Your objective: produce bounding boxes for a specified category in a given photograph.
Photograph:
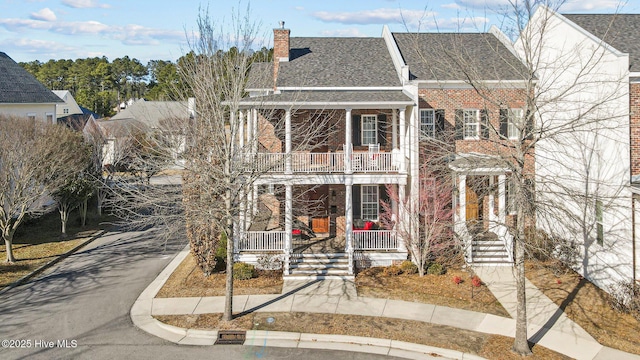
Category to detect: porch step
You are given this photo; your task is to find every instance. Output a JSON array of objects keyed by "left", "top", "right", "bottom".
[
  {"left": 470, "top": 232, "right": 511, "bottom": 265},
  {"left": 287, "top": 253, "right": 351, "bottom": 277}
]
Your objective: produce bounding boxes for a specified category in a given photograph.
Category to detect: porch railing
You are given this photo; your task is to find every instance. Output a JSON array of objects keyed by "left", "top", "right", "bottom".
[
  {"left": 239, "top": 231, "right": 286, "bottom": 251},
  {"left": 353, "top": 230, "right": 398, "bottom": 250},
  {"left": 254, "top": 152, "right": 396, "bottom": 173}
]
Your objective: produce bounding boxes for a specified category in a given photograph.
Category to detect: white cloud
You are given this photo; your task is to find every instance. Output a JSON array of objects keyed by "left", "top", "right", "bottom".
[
  {"left": 559, "top": 0, "right": 623, "bottom": 11},
  {"left": 312, "top": 8, "right": 436, "bottom": 26},
  {"left": 1, "top": 37, "right": 76, "bottom": 54},
  {"left": 30, "top": 8, "right": 57, "bottom": 22},
  {"left": 62, "top": 0, "right": 111, "bottom": 9},
  {"left": 454, "top": 0, "right": 510, "bottom": 9},
  {"left": 441, "top": 3, "right": 463, "bottom": 9},
  {"left": 320, "top": 28, "right": 368, "bottom": 37}
]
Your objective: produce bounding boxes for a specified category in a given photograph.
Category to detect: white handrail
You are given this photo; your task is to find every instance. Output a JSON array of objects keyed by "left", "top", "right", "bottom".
[
  {"left": 254, "top": 152, "right": 397, "bottom": 173},
  {"left": 353, "top": 230, "right": 398, "bottom": 250},
  {"left": 239, "top": 231, "right": 286, "bottom": 251}
]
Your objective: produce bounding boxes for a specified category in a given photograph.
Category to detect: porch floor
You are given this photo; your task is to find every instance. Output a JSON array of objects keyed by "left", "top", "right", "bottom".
[{"left": 293, "top": 235, "right": 345, "bottom": 254}]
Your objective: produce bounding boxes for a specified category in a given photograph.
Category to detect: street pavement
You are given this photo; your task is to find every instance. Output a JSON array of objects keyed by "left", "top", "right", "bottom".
[{"left": 0, "top": 229, "right": 403, "bottom": 360}]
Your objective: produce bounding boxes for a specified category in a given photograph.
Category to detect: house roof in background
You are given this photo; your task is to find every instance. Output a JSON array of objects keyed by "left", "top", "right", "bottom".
[
  {"left": 0, "top": 52, "right": 63, "bottom": 104},
  {"left": 563, "top": 14, "right": 640, "bottom": 72},
  {"left": 109, "top": 99, "right": 189, "bottom": 128},
  {"left": 392, "top": 33, "right": 527, "bottom": 81}
]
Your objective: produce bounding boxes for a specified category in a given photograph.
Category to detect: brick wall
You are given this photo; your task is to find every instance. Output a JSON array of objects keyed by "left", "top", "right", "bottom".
[{"left": 630, "top": 83, "right": 640, "bottom": 179}]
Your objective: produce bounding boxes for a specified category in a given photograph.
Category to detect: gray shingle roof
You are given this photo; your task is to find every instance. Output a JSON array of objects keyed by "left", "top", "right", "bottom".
[
  {"left": 238, "top": 90, "right": 413, "bottom": 108},
  {"left": 109, "top": 100, "right": 189, "bottom": 128},
  {"left": 392, "top": 33, "right": 527, "bottom": 81},
  {"left": 563, "top": 14, "right": 640, "bottom": 72},
  {"left": 0, "top": 52, "right": 62, "bottom": 104}
]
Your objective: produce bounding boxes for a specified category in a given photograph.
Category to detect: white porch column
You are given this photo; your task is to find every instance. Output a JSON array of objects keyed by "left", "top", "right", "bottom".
[
  {"left": 498, "top": 174, "right": 506, "bottom": 223},
  {"left": 345, "top": 108, "right": 352, "bottom": 174},
  {"left": 229, "top": 111, "right": 236, "bottom": 154},
  {"left": 488, "top": 176, "right": 495, "bottom": 224},
  {"left": 398, "top": 184, "right": 407, "bottom": 252},
  {"left": 252, "top": 109, "right": 258, "bottom": 155},
  {"left": 285, "top": 109, "right": 292, "bottom": 174},
  {"left": 253, "top": 184, "right": 258, "bottom": 215},
  {"left": 459, "top": 175, "right": 467, "bottom": 223},
  {"left": 238, "top": 110, "right": 245, "bottom": 148},
  {"left": 345, "top": 181, "right": 354, "bottom": 274},
  {"left": 392, "top": 109, "right": 397, "bottom": 149},
  {"left": 284, "top": 184, "right": 293, "bottom": 275},
  {"left": 239, "top": 187, "right": 246, "bottom": 233},
  {"left": 399, "top": 109, "right": 406, "bottom": 174}
]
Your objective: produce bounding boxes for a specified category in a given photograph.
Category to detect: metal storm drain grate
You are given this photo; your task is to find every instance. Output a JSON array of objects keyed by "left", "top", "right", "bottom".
[{"left": 215, "top": 330, "right": 247, "bottom": 345}]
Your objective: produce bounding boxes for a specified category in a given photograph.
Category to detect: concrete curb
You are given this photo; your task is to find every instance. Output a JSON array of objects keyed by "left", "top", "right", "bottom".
[
  {"left": 131, "top": 246, "right": 486, "bottom": 360},
  {"left": 0, "top": 229, "right": 108, "bottom": 296}
]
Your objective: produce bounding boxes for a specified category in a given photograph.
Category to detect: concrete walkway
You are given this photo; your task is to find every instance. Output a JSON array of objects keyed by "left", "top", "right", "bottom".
[{"left": 132, "top": 247, "right": 640, "bottom": 360}]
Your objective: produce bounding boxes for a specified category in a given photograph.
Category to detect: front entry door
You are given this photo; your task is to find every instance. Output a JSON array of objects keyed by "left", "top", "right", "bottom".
[
  {"left": 312, "top": 217, "right": 330, "bottom": 233},
  {"left": 466, "top": 185, "right": 479, "bottom": 221}
]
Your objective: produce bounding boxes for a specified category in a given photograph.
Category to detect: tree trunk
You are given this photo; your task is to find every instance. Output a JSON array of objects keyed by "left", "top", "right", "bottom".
[
  {"left": 4, "top": 232, "right": 16, "bottom": 263},
  {"left": 223, "top": 189, "right": 234, "bottom": 322},
  {"left": 97, "top": 189, "right": 104, "bottom": 217},
  {"left": 80, "top": 199, "right": 88, "bottom": 227},
  {"left": 512, "top": 207, "right": 532, "bottom": 355},
  {"left": 60, "top": 206, "right": 69, "bottom": 236}
]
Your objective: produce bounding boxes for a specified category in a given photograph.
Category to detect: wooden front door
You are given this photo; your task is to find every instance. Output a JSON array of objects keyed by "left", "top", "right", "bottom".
[
  {"left": 466, "top": 185, "right": 479, "bottom": 221},
  {"left": 312, "top": 217, "right": 330, "bottom": 233}
]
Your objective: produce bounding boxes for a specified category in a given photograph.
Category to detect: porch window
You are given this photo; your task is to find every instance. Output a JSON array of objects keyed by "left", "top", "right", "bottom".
[
  {"left": 595, "top": 198, "right": 603, "bottom": 246},
  {"left": 361, "top": 115, "right": 377, "bottom": 145},
  {"left": 420, "top": 109, "right": 435, "bottom": 139},
  {"left": 508, "top": 109, "right": 524, "bottom": 140},
  {"left": 463, "top": 110, "right": 479, "bottom": 140},
  {"left": 361, "top": 185, "right": 379, "bottom": 220}
]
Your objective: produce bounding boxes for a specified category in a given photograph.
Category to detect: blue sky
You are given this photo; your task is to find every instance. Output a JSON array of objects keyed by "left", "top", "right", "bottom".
[{"left": 0, "top": 0, "right": 636, "bottom": 63}]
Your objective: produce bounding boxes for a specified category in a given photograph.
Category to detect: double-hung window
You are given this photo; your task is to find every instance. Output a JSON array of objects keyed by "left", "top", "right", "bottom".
[
  {"left": 27, "top": 113, "right": 36, "bottom": 122},
  {"left": 508, "top": 109, "right": 524, "bottom": 140},
  {"left": 463, "top": 110, "right": 479, "bottom": 139},
  {"left": 361, "top": 185, "right": 379, "bottom": 220},
  {"left": 595, "top": 198, "right": 604, "bottom": 246},
  {"left": 361, "top": 115, "right": 377, "bottom": 145},
  {"left": 420, "top": 109, "right": 435, "bottom": 139}
]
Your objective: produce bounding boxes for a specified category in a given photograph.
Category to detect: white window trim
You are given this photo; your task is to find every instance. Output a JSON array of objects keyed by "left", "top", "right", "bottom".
[
  {"left": 27, "top": 112, "right": 36, "bottom": 121},
  {"left": 420, "top": 109, "right": 435, "bottom": 139},
  {"left": 361, "top": 114, "right": 378, "bottom": 146},
  {"left": 463, "top": 109, "right": 480, "bottom": 140},
  {"left": 361, "top": 185, "right": 379, "bottom": 221},
  {"left": 508, "top": 108, "right": 523, "bottom": 140},
  {"left": 46, "top": 112, "right": 55, "bottom": 124}
]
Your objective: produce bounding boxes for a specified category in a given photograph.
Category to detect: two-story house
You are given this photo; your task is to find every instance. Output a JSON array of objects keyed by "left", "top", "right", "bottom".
[
  {"left": 519, "top": 7, "right": 639, "bottom": 292},
  {"left": 234, "top": 23, "right": 531, "bottom": 278}
]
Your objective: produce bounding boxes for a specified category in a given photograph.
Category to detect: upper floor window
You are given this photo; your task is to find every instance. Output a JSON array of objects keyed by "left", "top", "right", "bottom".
[
  {"left": 63, "top": 108, "right": 69, "bottom": 114},
  {"left": 420, "top": 109, "right": 435, "bottom": 139},
  {"left": 361, "top": 115, "right": 377, "bottom": 145},
  {"left": 463, "top": 110, "right": 479, "bottom": 140},
  {"left": 508, "top": 109, "right": 524, "bottom": 140}
]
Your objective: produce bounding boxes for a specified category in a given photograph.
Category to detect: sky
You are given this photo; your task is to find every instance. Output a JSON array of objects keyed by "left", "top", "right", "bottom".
[{"left": 0, "top": 0, "right": 637, "bottom": 64}]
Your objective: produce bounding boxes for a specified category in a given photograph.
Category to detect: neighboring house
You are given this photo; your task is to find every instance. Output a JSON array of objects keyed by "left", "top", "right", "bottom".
[
  {"left": 53, "top": 90, "right": 100, "bottom": 130},
  {"left": 0, "top": 52, "right": 62, "bottom": 122},
  {"left": 519, "top": 8, "right": 639, "bottom": 292},
  {"left": 235, "top": 23, "right": 531, "bottom": 278},
  {"left": 85, "top": 98, "right": 193, "bottom": 168}
]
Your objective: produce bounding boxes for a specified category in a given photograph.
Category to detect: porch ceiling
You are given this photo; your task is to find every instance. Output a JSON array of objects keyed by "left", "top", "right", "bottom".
[
  {"left": 238, "top": 90, "right": 415, "bottom": 109},
  {"left": 449, "top": 152, "right": 511, "bottom": 175}
]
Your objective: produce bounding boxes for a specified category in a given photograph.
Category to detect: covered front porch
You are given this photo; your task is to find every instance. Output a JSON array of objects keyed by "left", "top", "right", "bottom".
[{"left": 450, "top": 153, "right": 514, "bottom": 265}]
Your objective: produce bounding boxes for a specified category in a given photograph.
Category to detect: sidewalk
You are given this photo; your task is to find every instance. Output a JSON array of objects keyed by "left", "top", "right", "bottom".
[{"left": 131, "top": 247, "right": 640, "bottom": 360}]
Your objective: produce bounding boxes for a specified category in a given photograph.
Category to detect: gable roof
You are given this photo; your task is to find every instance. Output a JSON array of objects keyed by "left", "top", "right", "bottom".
[
  {"left": 392, "top": 33, "right": 527, "bottom": 81},
  {"left": 109, "top": 99, "right": 189, "bottom": 128},
  {"left": 563, "top": 14, "right": 640, "bottom": 72},
  {"left": 0, "top": 52, "right": 62, "bottom": 104}
]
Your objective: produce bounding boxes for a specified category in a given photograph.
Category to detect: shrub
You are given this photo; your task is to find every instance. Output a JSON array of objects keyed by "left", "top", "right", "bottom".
[
  {"left": 382, "top": 265, "right": 403, "bottom": 276},
  {"left": 608, "top": 281, "right": 640, "bottom": 320},
  {"left": 452, "top": 275, "right": 462, "bottom": 285},
  {"left": 471, "top": 275, "right": 482, "bottom": 287},
  {"left": 427, "top": 263, "right": 445, "bottom": 275},
  {"left": 399, "top": 261, "right": 418, "bottom": 275},
  {"left": 233, "top": 262, "right": 256, "bottom": 280}
]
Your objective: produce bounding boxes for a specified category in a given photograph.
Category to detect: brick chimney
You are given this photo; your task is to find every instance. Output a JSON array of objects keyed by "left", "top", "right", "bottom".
[{"left": 273, "top": 21, "right": 289, "bottom": 89}]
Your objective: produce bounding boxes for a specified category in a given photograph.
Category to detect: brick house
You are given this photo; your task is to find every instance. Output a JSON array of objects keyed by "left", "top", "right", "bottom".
[
  {"left": 234, "top": 23, "right": 531, "bottom": 278},
  {"left": 519, "top": 7, "right": 640, "bottom": 292}
]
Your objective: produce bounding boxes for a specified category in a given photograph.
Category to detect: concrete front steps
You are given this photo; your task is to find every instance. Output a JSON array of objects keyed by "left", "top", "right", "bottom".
[
  {"left": 286, "top": 253, "right": 354, "bottom": 280},
  {"left": 471, "top": 232, "right": 512, "bottom": 266}
]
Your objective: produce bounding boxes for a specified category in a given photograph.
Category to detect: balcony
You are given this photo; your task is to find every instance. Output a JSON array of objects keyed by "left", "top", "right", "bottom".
[{"left": 254, "top": 151, "right": 399, "bottom": 174}]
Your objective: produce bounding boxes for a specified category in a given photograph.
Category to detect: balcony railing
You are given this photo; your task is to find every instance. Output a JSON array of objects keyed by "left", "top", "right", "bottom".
[
  {"left": 353, "top": 230, "right": 398, "bottom": 250},
  {"left": 239, "top": 231, "right": 286, "bottom": 251},
  {"left": 254, "top": 152, "right": 398, "bottom": 174}
]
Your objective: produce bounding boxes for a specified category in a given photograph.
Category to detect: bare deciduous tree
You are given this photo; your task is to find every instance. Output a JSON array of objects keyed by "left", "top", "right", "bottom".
[{"left": 0, "top": 115, "right": 89, "bottom": 262}]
